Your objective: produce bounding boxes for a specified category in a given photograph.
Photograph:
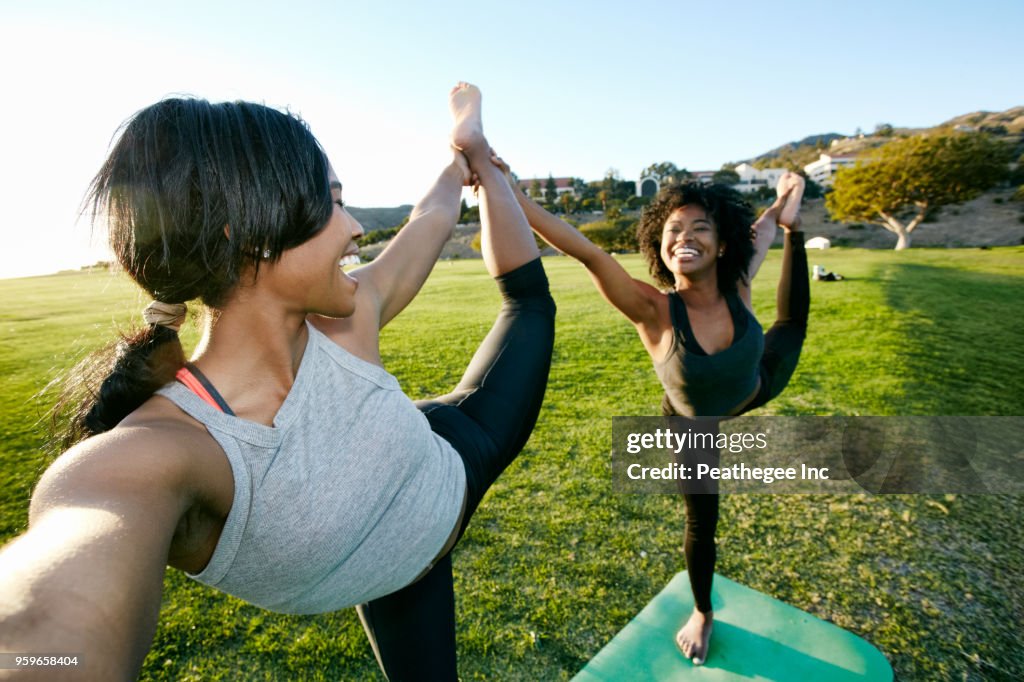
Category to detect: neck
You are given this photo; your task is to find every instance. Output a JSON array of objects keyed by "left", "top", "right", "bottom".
[
  {"left": 673, "top": 272, "right": 723, "bottom": 308},
  {"left": 188, "top": 294, "right": 311, "bottom": 420}
]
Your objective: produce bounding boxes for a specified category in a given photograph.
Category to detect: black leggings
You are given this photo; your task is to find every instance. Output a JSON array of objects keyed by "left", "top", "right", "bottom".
[
  {"left": 356, "top": 258, "right": 555, "bottom": 681},
  {"left": 679, "top": 232, "right": 808, "bottom": 613}
]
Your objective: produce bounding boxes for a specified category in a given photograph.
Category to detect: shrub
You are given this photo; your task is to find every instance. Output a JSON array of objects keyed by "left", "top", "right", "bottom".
[{"left": 579, "top": 217, "right": 638, "bottom": 252}]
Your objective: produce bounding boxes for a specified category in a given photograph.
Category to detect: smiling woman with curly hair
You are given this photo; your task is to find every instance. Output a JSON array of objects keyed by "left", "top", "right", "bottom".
[
  {"left": 489, "top": 155, "right": 810, "bottom": 666},
  {"left": 636, "top": 181, "right": 758, "bottom": 296}
]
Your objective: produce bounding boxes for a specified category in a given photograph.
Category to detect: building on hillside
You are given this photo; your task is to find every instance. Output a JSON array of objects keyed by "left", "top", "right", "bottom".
[
  {"left": 517, "top": 177, "right": 576, "bottom": 201},
  {"left": 637, "top": 170, "right": 717, "bottom": 197},
  {"left": 733, "top": 163, "right": 787, "bottom": 194},
  {"left": 803, "top": 152, "right": 858, "bottom": 186},
  {"left": 638, "top": 174, "right": 659, "bottom": 198},
  {"left": 636, "top": 166, "right": 781, "bottom": 196}
]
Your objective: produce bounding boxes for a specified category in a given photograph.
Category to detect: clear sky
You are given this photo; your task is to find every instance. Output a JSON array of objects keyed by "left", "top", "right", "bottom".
[{"left": 1, "top": 0, "right": 1021, "bottom": 279}]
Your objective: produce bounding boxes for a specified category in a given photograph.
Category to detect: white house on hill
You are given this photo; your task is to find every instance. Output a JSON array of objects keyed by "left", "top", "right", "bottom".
[
  {"left": 803, "top": 153, "right": 858, "bottom": 186},
  {"left": 733, "top": 163, "right": 787, "bottom": 194}
]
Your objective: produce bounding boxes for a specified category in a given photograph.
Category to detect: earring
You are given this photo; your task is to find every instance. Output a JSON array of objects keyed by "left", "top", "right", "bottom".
[{"left": 262, "top": 249, "right": 272, "bottom": 259}]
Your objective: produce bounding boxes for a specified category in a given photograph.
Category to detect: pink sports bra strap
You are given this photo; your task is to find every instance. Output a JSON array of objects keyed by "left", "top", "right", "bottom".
[{"left": 175, "top": 364, "right": 235, "bottom": 415}]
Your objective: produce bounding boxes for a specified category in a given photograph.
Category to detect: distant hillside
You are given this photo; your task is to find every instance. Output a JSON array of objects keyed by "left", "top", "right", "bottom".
[
  {"left": 941, "top": 107, "right": 1024, "bottom": 133},
  {"left": 748, "top": 133, "right": 846, "bottom": 169},
  {"left": 744, "top": 105, "right": 1023, "bottom": 171},
  {"left": 346, "top": 205, "right": 413, "bottom": 232}
]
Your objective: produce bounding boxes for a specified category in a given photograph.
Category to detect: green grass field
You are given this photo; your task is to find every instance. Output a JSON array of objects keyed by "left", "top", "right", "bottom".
[{"left": 1, "top": 247, "right": 1022, "bottom": 681}]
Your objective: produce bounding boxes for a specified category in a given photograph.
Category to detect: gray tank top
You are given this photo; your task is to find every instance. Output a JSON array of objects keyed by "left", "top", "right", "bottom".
[
  {"left": 156, "top": 322, "right": 466, "bottom": 614},
  {"left": 652, "top": 291, "right": 764, "bottom": 417}
]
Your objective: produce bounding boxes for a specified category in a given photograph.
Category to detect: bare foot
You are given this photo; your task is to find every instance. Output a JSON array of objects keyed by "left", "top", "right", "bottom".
[
  {"left": 776, "top": 171, "right": 805, "bottom": 230},
  {"left": 675, "top": 608, "right": 713, "bottom": 665},
  {"left": 449, "top": 82, "right": 487, "bottom": 159}
]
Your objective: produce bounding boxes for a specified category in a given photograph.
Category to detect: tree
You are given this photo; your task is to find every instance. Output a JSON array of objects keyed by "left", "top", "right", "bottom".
[
  {"left": 579, "top": 216, "right": 637, "bottom": 252},
  {"left": 545, "top": 175, "right": 558, "bottom": 204},
  {"left": 529, "top": 178, "right": 543, "bottom": 200},
  {"left": 461, "top": 204, "right": 480, "bottom": 223},
  {"left": 558, "top": 191, "right": 576, "bottom": 215},
  {"left": 803, "top": 177, "right": 825, "bottom": 200},
  {"left": 712, "top": 169, "right": 740, "bottom": 185},
  {"left": 571, "top": 177, "right": 588, "bottom": 197},
  {"left": 827, "top": 132, "right": 1011, "bottom": 250},
  {"left": 641, "top": 161, "right": 691, "bottom": 186},
  {"left": 874, "top": 123, "right": 894, "bottom": 137}
]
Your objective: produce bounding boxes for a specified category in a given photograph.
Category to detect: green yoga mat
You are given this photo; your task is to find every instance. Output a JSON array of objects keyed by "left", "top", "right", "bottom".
[{"left": 572, "top": 571, "right": 892, "bottom": 681}]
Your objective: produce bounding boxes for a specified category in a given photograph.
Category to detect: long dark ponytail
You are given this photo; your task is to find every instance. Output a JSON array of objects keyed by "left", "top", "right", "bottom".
[{"left": 54, "top": 98, "right": 333, "bottom": 448}]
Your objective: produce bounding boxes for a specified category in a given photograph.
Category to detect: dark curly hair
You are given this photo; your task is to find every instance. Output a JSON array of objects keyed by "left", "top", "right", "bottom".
[{"left": 635, "top": 182, "right": 755, "bottom": 293}]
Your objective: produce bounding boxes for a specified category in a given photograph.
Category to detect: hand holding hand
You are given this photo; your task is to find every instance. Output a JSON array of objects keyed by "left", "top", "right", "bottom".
[
  {"left": 775, "top": 171, "right": 804, "bottom": 198},
  {"left": 451, "top": 147, "right": 474, "bottom": 187},
  {"left": 776, "top": 171, "right": 806, "bottom": 229}
]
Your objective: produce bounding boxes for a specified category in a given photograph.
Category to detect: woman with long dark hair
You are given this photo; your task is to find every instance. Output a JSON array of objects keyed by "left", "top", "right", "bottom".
[
  {"left": 0, "top": 83, "right": 555, "bottom": 681},
  {"left": 490, "top": 153, "right": 809, "bottom": 665}
]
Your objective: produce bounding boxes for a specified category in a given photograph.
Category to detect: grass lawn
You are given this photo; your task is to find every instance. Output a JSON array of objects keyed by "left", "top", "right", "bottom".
[{"left": 1, "top": 246, "right": 1022, "bottom": 680}]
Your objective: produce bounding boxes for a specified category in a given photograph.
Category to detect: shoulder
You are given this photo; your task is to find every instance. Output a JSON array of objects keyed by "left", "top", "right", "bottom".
[
  {"left": 31, "top": 396, "right": 226, "bottom": 525},
  {"left": 308, "top": 306, "right": 385, "bottom": 367},
  {"left": 632, "top": 287, "right": 675, "bottom": 359}
]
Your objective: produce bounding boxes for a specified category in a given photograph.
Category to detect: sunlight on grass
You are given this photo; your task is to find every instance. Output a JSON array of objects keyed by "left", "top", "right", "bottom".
[{"left": 1, "top": 247, "right": 1021, "bottom": 680}]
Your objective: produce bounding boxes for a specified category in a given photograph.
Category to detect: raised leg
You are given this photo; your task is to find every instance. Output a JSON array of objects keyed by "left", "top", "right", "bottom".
[
  {"left": 449, "top": 82, "right": 539, "bottom": 276},
  {"left": 744, "top": 230, "right": 809, "bottom": 412}
]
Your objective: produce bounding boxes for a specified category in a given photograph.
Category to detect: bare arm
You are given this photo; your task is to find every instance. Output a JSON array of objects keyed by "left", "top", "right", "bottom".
[
  {"left": 494, "top": 156, "right": 663, "bottom": 328},
  {"left": 0, "top": 430, "right": 192, "bottom": 680},
  {"left": 351, "top": 158, "right": 468, "bottom": 329}
]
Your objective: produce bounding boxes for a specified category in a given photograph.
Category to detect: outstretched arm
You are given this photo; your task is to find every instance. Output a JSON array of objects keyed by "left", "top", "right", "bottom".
[
  {"left": 352, "top": 154, "right": 470, "bottom": 329},
  {"left": 491, "top": 154, "right": 663, "bottom": 328},
  {"left": 0, "top": 431, "right": 192, "bottom": 681}
]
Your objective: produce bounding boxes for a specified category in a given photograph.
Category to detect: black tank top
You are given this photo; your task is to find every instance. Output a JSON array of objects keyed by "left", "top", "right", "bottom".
[{"left": 652, "top": 291, "right": 764, "bottom": 416}]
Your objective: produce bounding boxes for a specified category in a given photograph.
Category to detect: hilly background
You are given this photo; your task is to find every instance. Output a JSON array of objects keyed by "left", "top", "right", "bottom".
[
  {"left": 743, "top": 106, "right": 1024, "bottom": 171},
  {"left": 350, "top": 106, "right": 1024, "bottom": 253}
]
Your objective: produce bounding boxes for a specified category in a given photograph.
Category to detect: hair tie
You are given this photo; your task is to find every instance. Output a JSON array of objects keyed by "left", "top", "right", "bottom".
[{"left": 142, "top": 301, "right": 188, "bottom": 332}]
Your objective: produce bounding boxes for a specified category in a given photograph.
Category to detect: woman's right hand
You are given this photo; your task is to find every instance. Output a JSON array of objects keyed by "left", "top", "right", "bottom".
[{"left": 489, "top": 150, "right": 516, "bottom": 188}]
